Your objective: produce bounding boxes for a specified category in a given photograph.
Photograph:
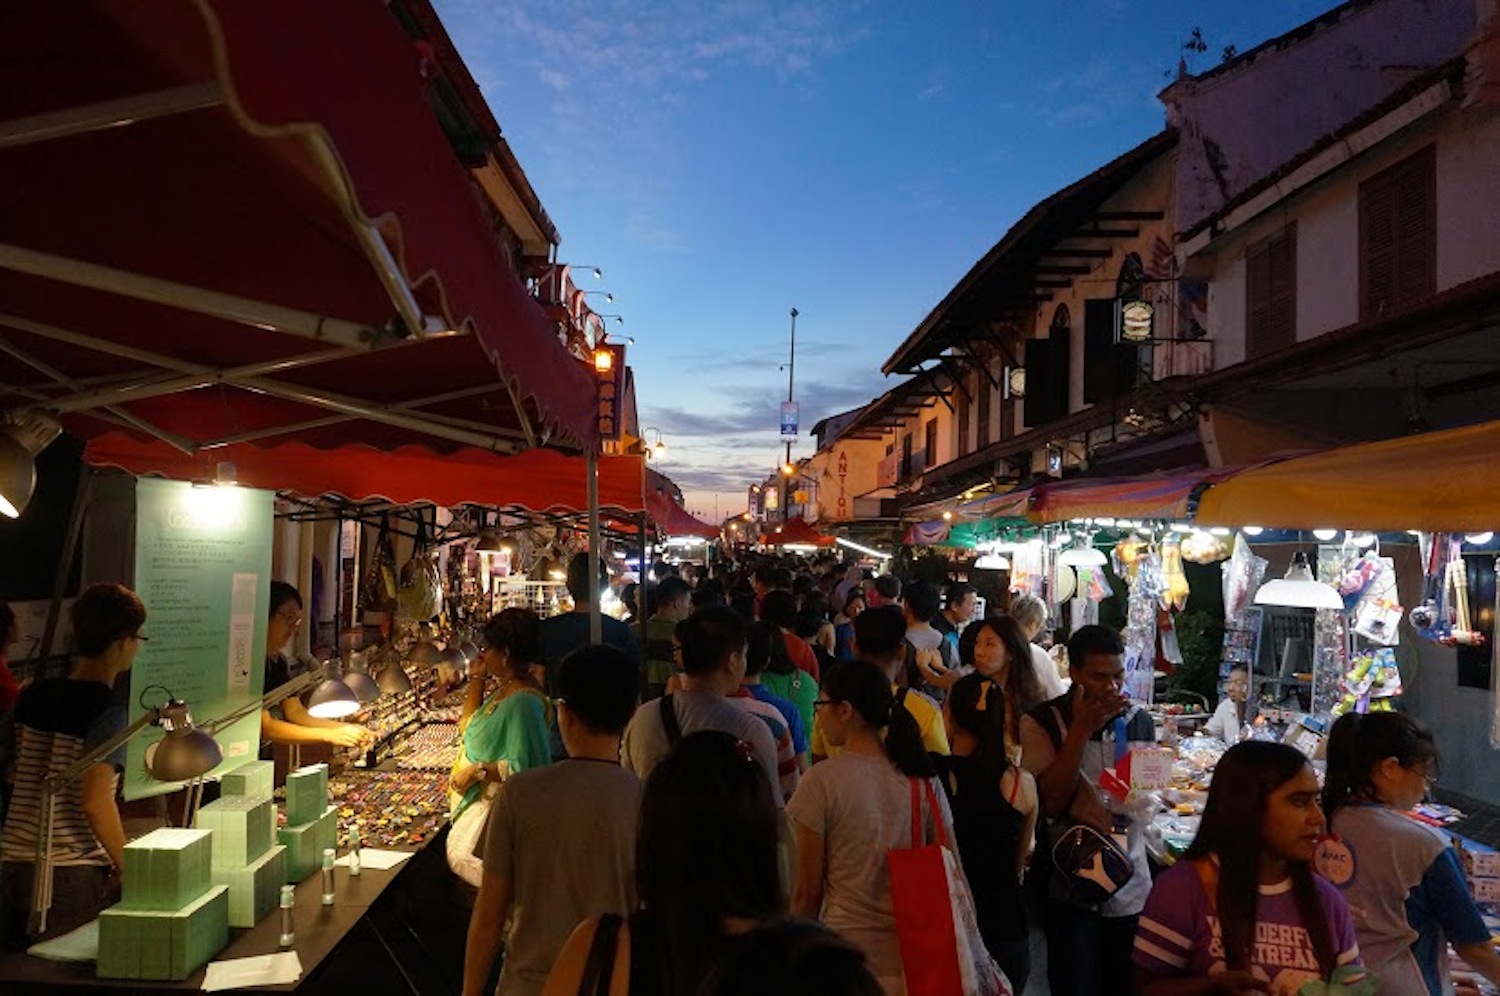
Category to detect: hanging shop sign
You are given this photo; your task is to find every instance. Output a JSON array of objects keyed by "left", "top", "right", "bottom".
[
  {"left": 127, "top": 478, "right": 274, "bottom": 800},
  {"left": 596, "top": 343, "right": 627, "bottom": 441}
]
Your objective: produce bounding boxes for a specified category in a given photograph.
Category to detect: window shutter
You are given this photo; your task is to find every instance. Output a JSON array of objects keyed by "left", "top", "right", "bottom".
[
  {"left": 1022, "top": 338, "right": 1057, "bottom": 427},
  {"left": 976, "top": 365, "right": 992, "bottom": 447},
  {"left": 1247, "top": 225, "right": 1297, "bottom": 358},
  {"left": 1082, "top": 299, "right": 1139, "bottom": 402},
  {"left": 1049, "top": 322, "right": 1071, "bottom": 418},
  {"left": 1361, "top": 145, "right": 1434, "bottom": 320},
  {"left": 956, "top": 376, "right": 971, "bottom": 457},
  {"left": 924, "top": 418, "right": 938, "bottom": 469}
]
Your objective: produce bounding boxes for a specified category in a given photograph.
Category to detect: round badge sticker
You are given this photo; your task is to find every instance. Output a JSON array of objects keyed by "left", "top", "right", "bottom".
[{"left": 1314, "top": 836, "right": 1355, "bottom": 886}]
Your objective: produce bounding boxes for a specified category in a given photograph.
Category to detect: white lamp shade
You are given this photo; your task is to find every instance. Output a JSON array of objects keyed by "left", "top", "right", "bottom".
[
  {"left": 1058, "top": 545, "right": 1108, "bottom": 568},
  {"left": 974, "top": 553, "right": 1011, "bottom": 570},
  {"left": 1254, "top": 553, "right": 1345, "bottom": 610}
]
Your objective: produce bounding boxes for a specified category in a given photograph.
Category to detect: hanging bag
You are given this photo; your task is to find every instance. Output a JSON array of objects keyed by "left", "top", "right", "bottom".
[
  {"left": 886, "top": 777, "right": 1010, "bottom": 996},
  {"left": 362, "top": 513, "right": 399, "bottom": 611},
  {"left": 397, "top": 515, "right": 442, "bottom": 621}
]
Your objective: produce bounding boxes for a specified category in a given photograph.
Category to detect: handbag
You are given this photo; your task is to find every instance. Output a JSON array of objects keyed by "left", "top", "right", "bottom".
[
  {"left": 887, "top": 777, "right": 1011, "bottom": 996},
  {"left": 576, "top": 913, "right": 623, "bottom": 996},
  {"left": 1050, "top": 821, "right": 1134, "bottom": 907}
]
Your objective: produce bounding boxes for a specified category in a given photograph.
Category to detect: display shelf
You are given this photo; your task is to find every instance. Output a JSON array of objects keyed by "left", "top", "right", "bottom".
[{"left": 329, "top": 769, "right": 449, "bottom": 850}]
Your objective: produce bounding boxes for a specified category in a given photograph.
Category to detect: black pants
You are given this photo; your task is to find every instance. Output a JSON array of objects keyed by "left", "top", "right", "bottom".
[{"left": 1042, "top": 901, "right": 1138, "bottom": 996}]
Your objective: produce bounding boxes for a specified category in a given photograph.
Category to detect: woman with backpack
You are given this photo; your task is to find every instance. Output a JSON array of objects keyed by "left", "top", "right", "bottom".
[{"left": 958, "top": 616, "right": 1045, "bottom": 763}]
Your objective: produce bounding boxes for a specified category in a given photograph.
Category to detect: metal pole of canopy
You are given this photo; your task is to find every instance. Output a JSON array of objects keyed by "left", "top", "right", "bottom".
[{"left": 586, "top": 448, "right": 602, "bottom": 643}]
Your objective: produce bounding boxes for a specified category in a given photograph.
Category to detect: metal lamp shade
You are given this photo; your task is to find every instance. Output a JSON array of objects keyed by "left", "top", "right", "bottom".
[
  {"left": 306, "top": 675, "right": 361, "bottom": 718},
  {"left": 342, "top": 669, "right": 381, "bottom": 702},
  {"left": 376, "top": 662, "right": 414, "bottom": 694},
  {"left": 405, "top": 640, "right": 444, "bottom": 666},
  {"left": 0, "top": 432, "right": 35, "bottom": 519},
  {"left": 144, "top": 701, "right": 223, "bottom": 780},
  {"left": 440, "top": 645, "right": 469, "bottom": 673}
]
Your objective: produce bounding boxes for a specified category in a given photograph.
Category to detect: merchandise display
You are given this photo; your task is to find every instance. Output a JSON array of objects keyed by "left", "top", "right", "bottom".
[
  {"left": 98, "top": 828, "right": 229, "bottom": 980},
  {"left": 329, "top": 770, "right": 449, "bottom": 850}
]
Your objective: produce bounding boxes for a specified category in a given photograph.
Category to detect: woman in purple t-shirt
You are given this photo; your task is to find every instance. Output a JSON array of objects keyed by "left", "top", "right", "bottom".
[{"left": 1133, "top": 742, "right": 1366, "bottom": 996}]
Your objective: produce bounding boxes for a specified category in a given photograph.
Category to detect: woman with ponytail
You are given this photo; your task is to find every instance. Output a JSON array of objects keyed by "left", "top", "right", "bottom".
[
  {"left": 1133, "top": 741, "right": 1362, "bottom": 995},
  {"left": 787, "top": 660, "right": 954, "bottom": 994},
  {"left": 935, "top": 673, "right": 1037, "bottom": 992},
  {"left": 1321, "top": 712, "right": 1500, "bottom": 994}
]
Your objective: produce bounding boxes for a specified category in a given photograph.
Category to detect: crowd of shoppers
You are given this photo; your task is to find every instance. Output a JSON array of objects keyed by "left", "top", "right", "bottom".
[{"left": 9, "top": 549, "right": 1495, "bottom": 996}]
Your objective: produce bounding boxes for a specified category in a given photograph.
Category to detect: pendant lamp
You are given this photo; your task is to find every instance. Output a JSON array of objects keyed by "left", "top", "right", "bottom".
[{"left": 1253, "top": 552, "right": 1345, "bottom": 610}]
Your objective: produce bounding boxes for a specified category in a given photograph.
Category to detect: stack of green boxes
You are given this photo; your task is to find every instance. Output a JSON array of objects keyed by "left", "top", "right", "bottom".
[
  {"left": 197, "top": 761, "right": 286, "bottom": 928},
  {"left": 278, "top": 762, "right": 337, "bottom": 882},
  {"left": 97, "top": 828, "right": 229, "bottom": 980}
]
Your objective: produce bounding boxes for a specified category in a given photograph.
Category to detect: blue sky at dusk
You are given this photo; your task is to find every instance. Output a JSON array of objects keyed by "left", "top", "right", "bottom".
[{"left": 434, "top": 0, "right": 1332, "bottom": 521}]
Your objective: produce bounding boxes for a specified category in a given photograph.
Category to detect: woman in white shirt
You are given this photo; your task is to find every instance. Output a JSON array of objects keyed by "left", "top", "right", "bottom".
[
  {"left": 1203, "top": 666, "right": 1249, "bottom": 743},
  {"left": 788, "top": 660, "right": 956, "bottom": 994},
  {"left": 1006, "top": 595, "right": 1067, "bottom": 701}
]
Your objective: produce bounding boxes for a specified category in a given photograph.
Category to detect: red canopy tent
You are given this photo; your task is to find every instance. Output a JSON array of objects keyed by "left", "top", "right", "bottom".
[
  {"left": 766, "top": 516, "right": 834, "bottom": 547},
  {"left": 84, "top": 432, "right": 646, "bottom": 516},
  {"left": 0, "top": 0, "right": 596, "bottom": 456},
  {"left": 645, "top": 491, "right": 721, "bottom": 540}
]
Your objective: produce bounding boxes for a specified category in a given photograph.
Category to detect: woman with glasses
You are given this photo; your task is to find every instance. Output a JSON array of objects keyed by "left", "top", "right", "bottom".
[
  {"left": 1321, "top": 712, "right": 1500, "bottom": 994},
  {"left": 260, "top": 581, "right": 367, "bottom": 751},
  {"left": 787, "top": 660, "right": 956, "bottom": 994},
  {"left": 1, "top": 584, "right": 145, "bottom": 945}
]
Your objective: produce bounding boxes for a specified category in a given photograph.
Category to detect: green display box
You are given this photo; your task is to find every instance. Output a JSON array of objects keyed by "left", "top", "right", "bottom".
[
  {"left": 119, "top": 828, "right": 213, "bottom": 912},
  {"left": 213, "top": 845, "right": 286, "bottom": 928},
  {"left": 277, "top": 805, "right": 337, "bottom": 882},
  {"left": 196, "top": 795, "right": 275, "bottom": 868},
  {"left": 219, "top": 760, "right": 275, "bottom": 800},
  {"left": 97, "top": 885, "right": 229, "bottom": 981},
  {"left": 284, "top": 763, "right": 329, "bottom": 827}
]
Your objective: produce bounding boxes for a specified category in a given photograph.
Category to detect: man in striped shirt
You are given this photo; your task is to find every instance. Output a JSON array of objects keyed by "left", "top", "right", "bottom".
[{"left": 1, "top": 583, "right": 144, "bottom": 946}]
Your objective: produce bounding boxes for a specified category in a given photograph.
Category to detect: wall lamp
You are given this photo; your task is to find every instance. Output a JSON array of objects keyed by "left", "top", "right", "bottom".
[{"left": 644, "top": 427, "right": 667, "bottom": 459}]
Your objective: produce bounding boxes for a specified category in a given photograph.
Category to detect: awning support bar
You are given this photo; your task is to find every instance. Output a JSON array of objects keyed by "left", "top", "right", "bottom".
[
  {"left": 0, "top": 243, "right": 390, "bottom": 351},
  {"left": 0, "top": 83, "right": 222, "bottom": 151}
]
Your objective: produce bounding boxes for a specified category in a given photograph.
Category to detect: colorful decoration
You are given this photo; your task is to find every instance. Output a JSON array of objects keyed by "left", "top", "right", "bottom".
[{"left": 1331, "top": 649, "right": 1403, "bottom": 717}]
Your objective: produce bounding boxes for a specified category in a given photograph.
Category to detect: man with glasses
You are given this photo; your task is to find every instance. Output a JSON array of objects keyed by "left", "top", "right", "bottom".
[{"left": 260, "top": 581, "right": 367, "bottom": 753}]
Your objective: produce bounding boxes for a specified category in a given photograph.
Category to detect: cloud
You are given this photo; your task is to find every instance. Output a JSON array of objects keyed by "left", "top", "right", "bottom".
[
  {"left": 917, "top": 83, "right": 945, "bottom": 102},
  {"left": 437, "top": 0, "right": 871, "bottom": 240}
]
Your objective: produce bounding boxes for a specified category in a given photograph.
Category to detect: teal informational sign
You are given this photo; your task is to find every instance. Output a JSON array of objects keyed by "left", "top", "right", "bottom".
[{"left": 126, "top": 479, "right": 273, "bottom": 801}]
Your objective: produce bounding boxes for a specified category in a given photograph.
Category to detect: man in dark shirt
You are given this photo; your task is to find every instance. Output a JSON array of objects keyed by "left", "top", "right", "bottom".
[{"left": 538, "top": 553, "right": 640, "bottom": 757}]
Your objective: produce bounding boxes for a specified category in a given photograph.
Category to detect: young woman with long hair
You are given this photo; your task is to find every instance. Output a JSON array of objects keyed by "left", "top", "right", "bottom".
[
  {"left": 957, "top": 615, "right": 1044, "bottom": 762},
  {"left": 1321, "top": 712, "right": 1500, "bottom": 994},
  {"left": 787, "top": 660, "right": 954, "bottom": 994},
  {"left": 935, "top": 673, "right": 1037, "bottom": 992},
  {"left": 543, "top": 731, "right": 784, "bottom": 996},
  {"left": 1133, "top": 741, "right": 1363, "bottom": 995}
]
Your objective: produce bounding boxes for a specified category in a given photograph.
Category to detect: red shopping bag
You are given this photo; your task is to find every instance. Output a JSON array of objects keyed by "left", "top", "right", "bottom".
[{"left": 887, "top": 778, "right": 1009, "bottom": 996}]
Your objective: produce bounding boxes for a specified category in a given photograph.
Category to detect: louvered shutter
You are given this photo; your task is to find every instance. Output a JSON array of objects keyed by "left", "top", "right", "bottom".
[{"left": 1361, "top": 146, "right": 1434, "bottom": 320}]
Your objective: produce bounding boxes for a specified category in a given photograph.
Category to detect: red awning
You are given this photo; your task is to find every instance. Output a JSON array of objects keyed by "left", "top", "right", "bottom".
[
  {"left": 1028, "top": 469, "right": 1237, "bottom": 524},
  {"left": 84, "top": 432, "right": 645, "bottom": 515},
  {"left": 646, "top": 492, "right": 721, "bottom": 539},
  {"left": 0, "top": 1, "right": 596, "bottom": 453},
  {"left": 767, "top": 516, "right": 834, "bottom": 547}
]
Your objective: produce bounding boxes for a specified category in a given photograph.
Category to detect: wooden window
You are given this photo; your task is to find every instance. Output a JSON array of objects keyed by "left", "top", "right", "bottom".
[
  {"left": 956, "top": 378, "right": 972, "bottom": 458},
  {"left": 900, "top": 434, "right": 913, "bottom": 481},
  {"left": 924, "top": 418, "right": 939, "bottom": 469},
  {"left": 976, "top": 365, "right": 993, "bottom": 447},
  {"left": 1246, "top": 224, "right": 1297, "bottom": 358},
  {"left": 1359, "top": 145, "right": 1435, "bottom": 321},
  {"left": 1083, "top": 298, "right": 1140, "bottom": 402}
]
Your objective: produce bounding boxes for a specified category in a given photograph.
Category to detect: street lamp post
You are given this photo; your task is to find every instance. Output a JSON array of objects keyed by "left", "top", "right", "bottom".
[{"left": 782, "top": 307, "right": 798, "bottom": 519}]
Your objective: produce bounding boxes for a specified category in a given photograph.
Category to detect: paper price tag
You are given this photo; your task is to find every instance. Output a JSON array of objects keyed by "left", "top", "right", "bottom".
[
  {"left": 1471, "top": 876, "right": 1500, "bottom": 903},
  {"left": 1470, "top": 851, "right": 1500, "bottom": 879},
  {"left": 1129, "top": 748, "right": 1174, "bottom": 791}
]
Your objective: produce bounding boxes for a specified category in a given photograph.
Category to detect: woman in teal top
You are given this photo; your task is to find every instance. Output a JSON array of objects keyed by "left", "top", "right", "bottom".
[
  {"left": 448, "top": 608, "right": 552, "bottom": 822},
  {"left": 756, "top": 619, "right": 819, "bottom": 740}
]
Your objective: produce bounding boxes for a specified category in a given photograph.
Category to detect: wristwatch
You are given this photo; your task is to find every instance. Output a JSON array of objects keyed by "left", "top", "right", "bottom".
[{"left": 475, "top": 764, "right": 488, "bottom": 782}]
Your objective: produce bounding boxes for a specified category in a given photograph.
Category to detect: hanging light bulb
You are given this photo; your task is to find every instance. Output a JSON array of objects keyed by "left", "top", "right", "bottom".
[
  {"left": 1312, "top": 528, "right": 1340, "bottom": 541},
  {"left": 1464, "top": 532, "right": 1494, "bottom": 545},
  {"left": 1243, "top": 526, "right": 1265, "bottom": 537}
]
